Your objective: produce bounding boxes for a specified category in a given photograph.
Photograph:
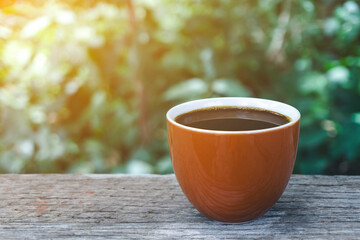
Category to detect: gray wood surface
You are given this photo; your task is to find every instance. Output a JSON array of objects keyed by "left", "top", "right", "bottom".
[{"left": 0, "top": 174, "right": 359, "bottom": 239}]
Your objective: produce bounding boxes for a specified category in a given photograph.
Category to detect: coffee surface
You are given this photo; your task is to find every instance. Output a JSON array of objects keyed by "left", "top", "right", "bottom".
[{"left": 175, "top": 107, "right": 290, "bottom": 131}]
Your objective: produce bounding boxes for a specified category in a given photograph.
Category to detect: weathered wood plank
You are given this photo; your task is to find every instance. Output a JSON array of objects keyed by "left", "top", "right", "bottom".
[{"left": 0, "top": 174, "right": 359, "bottom": 239}]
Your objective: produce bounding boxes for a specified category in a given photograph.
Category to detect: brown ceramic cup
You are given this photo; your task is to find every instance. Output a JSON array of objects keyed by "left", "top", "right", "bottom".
[{"left": 166, "top": 97, "right": 300, "bottom": 222}]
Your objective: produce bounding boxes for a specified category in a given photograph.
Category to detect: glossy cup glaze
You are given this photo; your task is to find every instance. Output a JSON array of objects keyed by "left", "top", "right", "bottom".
[{"left": 166, "top": 97, "right": 300, "bottom": 222}]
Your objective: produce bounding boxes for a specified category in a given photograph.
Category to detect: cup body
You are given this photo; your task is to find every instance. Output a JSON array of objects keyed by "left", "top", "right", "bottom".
[{"left": 166, "top": 97, "right": 300, "bottom": 222}]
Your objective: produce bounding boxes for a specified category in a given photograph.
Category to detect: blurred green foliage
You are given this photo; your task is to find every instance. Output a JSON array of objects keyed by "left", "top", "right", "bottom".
[{"left": 0, "top": 0, "right": 359, "bottom": 174}]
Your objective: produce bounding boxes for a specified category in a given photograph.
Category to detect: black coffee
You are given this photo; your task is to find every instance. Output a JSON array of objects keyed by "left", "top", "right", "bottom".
[{"left": 175, "top": 107, "right": 290, "bottom": 131}]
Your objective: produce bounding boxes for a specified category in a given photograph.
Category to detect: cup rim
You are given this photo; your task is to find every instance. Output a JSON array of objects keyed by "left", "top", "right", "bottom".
[{"left": 166, "top": 97, "right": 301, "bottom": 135}]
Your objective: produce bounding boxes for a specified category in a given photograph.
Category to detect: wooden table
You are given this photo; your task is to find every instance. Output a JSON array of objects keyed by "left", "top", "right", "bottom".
[{"left": 0, "top": 175, "right": 359, "bottom": 239}]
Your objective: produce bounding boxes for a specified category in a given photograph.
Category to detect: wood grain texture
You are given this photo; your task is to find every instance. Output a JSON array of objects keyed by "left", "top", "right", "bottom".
[{"left": 0, "top": 174, "right": 359, "bottom": 239}]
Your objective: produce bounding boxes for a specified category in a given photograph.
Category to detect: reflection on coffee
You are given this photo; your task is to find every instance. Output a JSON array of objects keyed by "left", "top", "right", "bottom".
[{"left": 175, "top": 107, "right": 290, "bottom": 131}]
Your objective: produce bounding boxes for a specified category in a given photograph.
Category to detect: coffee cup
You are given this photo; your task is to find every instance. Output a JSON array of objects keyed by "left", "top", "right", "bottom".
[{"left": 166, "top": 97, "right": 300, "bottom": 222}]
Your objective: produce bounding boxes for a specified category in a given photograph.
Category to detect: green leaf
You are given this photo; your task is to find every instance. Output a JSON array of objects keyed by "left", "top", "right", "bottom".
[
  {"left": 302, "top": 0, "right": 315, "bottom": 12},
  {"left": 294, "top": 58, "right": 312, "bottom": 71},
  {"left": 352, "top": 112, "right": 360, "bottom": 125},
  {"left": 68, "top": 161, "right": 94, "bottom": 173},
  {"left": 212, "top": 78, "right": 250, "bottom": 97},
  {"left": 299, "top": 129, "right": 328, "bottom": 148},
  {"left": 327, "top": 66, "right": 350, "bottom": 86},
  {"left": 324, "top": 18, "right": 340, "bottom": 36},
  {"left": 129, "top": 147, "right": 152, "bottom": 163},
  {"left": 299, "top": 72, "right": 327, "bottom": 94},
  {"left": 344, "top": 1, "right": 359, "bottom": 14},
  {"left": 164, "top": 78, "right": 207, "bottom": 101},
  {"left": 331, "top": 125, "right": 360, "bottom": 161},
  {"left": 125, "top": 159, "right": 153, "bottom": 174},
  {"left": 0, "top": 152, "right": 25, "bottom": 173},
  {"left": 156, "top": 155, "right": 173, "bottom": 174}
]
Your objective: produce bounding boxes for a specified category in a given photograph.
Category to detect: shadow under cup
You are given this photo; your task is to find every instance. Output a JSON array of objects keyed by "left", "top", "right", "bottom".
[{"left": 166, "top": 97, "right": 301, "bottom": 222}]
